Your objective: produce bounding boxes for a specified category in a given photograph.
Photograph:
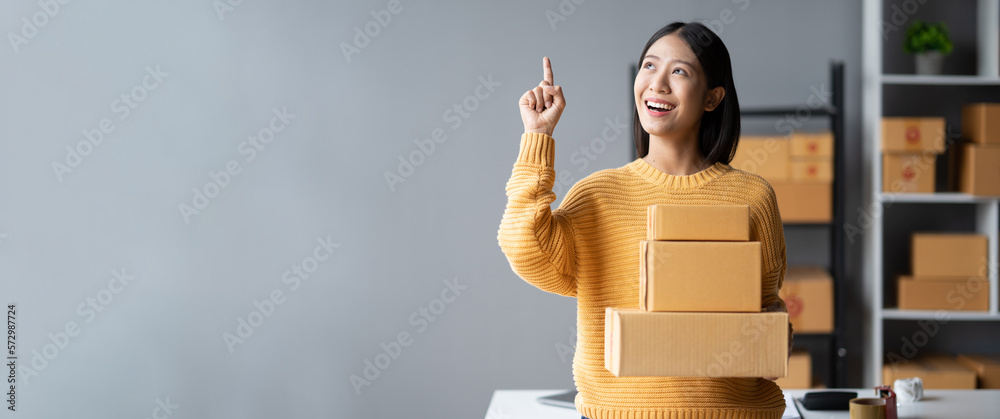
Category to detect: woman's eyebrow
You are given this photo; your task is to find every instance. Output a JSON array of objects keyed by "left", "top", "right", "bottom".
[{"left": 643, "top": 55, "right": 693, "bottom": 67}]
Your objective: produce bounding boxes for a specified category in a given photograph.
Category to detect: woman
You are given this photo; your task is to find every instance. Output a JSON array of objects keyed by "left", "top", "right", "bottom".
[{"left": 497, "top": 22, "right": 791, "bottom": 418}]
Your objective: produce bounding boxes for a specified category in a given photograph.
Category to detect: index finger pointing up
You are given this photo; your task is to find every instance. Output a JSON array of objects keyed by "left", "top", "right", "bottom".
[{"left": 543, "top": 56, "right": 554, "bottom": 85}]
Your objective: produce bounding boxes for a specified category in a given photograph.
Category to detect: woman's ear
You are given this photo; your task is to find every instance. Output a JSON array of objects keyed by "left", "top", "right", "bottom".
[{"left": 704, "top": 86, "right": 725, "bottom": 112}]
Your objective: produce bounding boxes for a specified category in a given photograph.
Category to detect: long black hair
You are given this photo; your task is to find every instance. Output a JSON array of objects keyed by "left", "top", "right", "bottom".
[{"left": 633, "top": 22, "right": 740, "bottom": 164}]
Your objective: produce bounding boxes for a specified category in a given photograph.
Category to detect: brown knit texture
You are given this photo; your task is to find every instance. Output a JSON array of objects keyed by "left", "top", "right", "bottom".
[{"left": 498, "top": 133, "right": 791, "bottom": 419}]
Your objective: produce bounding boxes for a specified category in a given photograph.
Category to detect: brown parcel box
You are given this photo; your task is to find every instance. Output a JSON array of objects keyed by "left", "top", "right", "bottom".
[
  {"left": 897, "top": 276, "right": 989, "bottom": 311},
  {"left": 790, "top": 132, "right": 833, "bottom": 158},
  {"left": 639, "top": 241, "right": 761, "bottom": 312},
  {"left": 731, "top": 136, "right": 790, "bottom": 182},
  {"left": 780, "top": 266, "right": 834, "bottom": 333},
  {"left": 882, "top": 153, "right": 934, "bottom": 193},
  {"left": 956, "top": 354, "right": 1000, "bottom": 389},
  {"left": 961, "top": 103, "right": 1000, "bottom": 144},
  {"left": 770, "top": 182, "right": 832, "bottom": 223},
  {"left": 775, "top": 350, "right": 812, "bottom": 389},
  {"left": 883, "top": 356, "right": 977, "bottom": 389},
  {"left": 959, "top": 143, "right": 1000, "bottom": 196},
  {"left": 790, "top": 159, "right": 833, "bottom": 183},
  {"left": 646, "top": 204, "right": 749, "bottom": 241},
  {"left": 911, "top": 233, "right": 988, "bottom": 278},
  {"left": 605, "top": 308, "right": 788, "bottom": 377},
  {"left": 881, "top": 117, "right": 946, "bottom": 153}
]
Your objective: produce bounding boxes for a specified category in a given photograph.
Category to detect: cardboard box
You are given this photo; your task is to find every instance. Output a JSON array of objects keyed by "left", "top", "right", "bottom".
[
  {"left": 883, "top": 356, "right": 977, "bottom": 389},
  {"left": 882, "top": 153, "right": 934, "bottom": 193},
  {"left": 731, "top": 137, "right": 790, "bottom": 181},
  {"left": 956, "top": 354, "right": 1000, "bottom": 389},
  {"left": 639, "top": 241, "right": 761, "bottom": 312},
  {"left": 881, "top": 117, "right": 946, "bottom": 153},
  {"left": 646, "top": 204, "right": 749, "bottom": 241},
  {"left": 897, "top": 276, "right": 989, "bottom": 311},
  {"left": 780, "top": 266, "right": 834, "bottom": 333},
  {"left": 770, "top": 182, "right": 832, "bottom": 223},
  {"left": 790, "top": 159, "right": 833, "bottom": 183},
  {"left": 791, "top": 132, "right": 833, "bottom": 157},
  {"left": 912, "top": 233, "right": 988, "bottom": 278},
  {"left": 959, "top": 143, "right": 1000, "bottom": 196},
  {"left": 961, "top": 103, "right": 1000, "bottom": 144},
  {"left": 776, "top": 350, "right": 812, "bottom": 389},
  {"left": 605, "top": 308, "right": 788, "bottom": 377}
]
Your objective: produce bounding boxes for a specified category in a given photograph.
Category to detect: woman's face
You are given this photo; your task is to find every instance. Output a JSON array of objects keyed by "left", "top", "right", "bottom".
[{"left": 634, "top": 33, "right": 721, "bottom": 143}]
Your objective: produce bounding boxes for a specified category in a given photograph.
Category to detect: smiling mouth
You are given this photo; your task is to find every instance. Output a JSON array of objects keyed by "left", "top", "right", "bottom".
[{"left": 645, "top": 100, "right": 676, "bottom": 113}]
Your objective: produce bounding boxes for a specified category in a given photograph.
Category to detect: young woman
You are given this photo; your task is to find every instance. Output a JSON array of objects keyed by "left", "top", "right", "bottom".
[{"left": 498, "top": 22, "right": 791, "bottom": 418}]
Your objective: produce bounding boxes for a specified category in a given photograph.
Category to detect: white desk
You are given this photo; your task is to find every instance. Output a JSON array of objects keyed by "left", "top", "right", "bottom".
[{"left": 486, "top": 388, "right": 1000, "bottom": 419}]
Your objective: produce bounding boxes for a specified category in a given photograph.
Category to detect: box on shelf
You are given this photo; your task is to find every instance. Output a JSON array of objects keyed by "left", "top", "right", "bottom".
[
  {"left": 911, "top": 233, "right": 988, "bottom": 278},
  {"left": 639, "top": 240, "right": 761, "bottom": 312},
  {"left": 791, "top": 132, "right": 834, "bottom": 158},
  {"left": 605, "top": 308, "right": 788, "bottom": 377},
  {"left": 790, "top": 159, "right": 833, "bottom": 183},
  {"left": 882, "top": 153, "right": 934, "bottom": 193},
  {"left": 775, "top": 350, "right": 812, "bottom": 389},
  {"left": 897, "top": 276, "right": 989, "bottom": 311},
  {"left": 961, "top": 103, "right": 1000, "bottom": 144},
  {"left": 770, "top": 182, "right": 832, "bottom": 223},
  {"left": 959, "top": 143, "right": 1000, "bottom": 196},
  {"left": 731, "top": 136, "right": 790, "bottom": 181},
  {"left": 646, "top": 204, "right": 749, "bottom": 241},
  {"left": 881, "top": 117, "right": 946, "bottom": 153},
  {"left": 956, "top": 354, "right": 1000, "bottom": 389},
  {"left": 779, "top": 266, "right": 834, "bottom": 333},
  {"left": 882, "top": 355, "right": 977, "bottom": 389}
]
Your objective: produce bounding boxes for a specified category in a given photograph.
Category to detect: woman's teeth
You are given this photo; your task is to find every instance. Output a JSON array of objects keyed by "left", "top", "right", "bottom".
[{"left": 646, "top": 101, "right": 675, "bottom": 111}]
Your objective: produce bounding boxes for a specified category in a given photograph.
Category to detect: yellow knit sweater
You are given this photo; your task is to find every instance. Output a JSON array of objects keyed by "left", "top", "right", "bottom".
[{"left": 498, "top": 133, "right": 791, "bottom": 419}]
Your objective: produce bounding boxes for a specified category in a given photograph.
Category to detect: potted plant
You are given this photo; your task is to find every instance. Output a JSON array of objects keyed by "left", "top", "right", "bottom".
[{"left": 904, "top": 20, "right": 953, "bottom": 75}]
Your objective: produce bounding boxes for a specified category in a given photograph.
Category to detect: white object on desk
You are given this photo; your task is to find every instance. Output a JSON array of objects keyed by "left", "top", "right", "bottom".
[{"left": 487, "top": 389, "right": 1000, "bottom": 419}]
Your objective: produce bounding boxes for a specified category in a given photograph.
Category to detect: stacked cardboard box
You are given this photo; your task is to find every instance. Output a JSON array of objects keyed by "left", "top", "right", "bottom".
[
  {"left": 775, "top": 350, "right": 812, "bottom": 389},
  {"left": 779, "top": 266, "right": 834, "bottom": 333},
  {"left": 883, "top": 355, "right": 977, "bottom": 389},
  {"left": 897, "top": 233, "right": 989, "bottom": 311},
  {"left": 729, "top": 133, "right": 832, "bottom": 223},
  {"left": 958, "top": 103, "right": 1000, "bottom": 196},
  {"left": 956, "top": 354, "right": 1000, "bottom": 389},
  {"left": 605, "top": 205, "right": 789, "bottom": 378},
  {"left": 881, "top": 117, "right": 945, "bottom": 193}
]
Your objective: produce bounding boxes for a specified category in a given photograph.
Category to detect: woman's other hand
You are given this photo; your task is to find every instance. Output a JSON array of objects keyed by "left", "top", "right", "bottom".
[{"left": 519, "top": 56, "right": 565, "bottom": 137}]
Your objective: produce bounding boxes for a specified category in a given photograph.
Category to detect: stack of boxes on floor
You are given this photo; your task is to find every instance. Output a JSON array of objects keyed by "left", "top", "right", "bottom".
[
  {"left": 729, "top": 132, "right": 833, "bottom": 223},
  {"left": 884, "top": 232, "right": 997, "bottom": 389},
  {"left": 605, "top": 205, "right": 788, "bottom": 378}
]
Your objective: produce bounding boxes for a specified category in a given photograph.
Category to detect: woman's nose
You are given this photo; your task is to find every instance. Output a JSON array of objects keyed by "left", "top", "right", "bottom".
[{"left": 649, "top": 73, "right": 670, "bottom": 93}]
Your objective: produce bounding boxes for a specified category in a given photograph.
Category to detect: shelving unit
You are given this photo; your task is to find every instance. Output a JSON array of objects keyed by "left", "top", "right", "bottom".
[
  {"left": 862, "top": 0, "right": 1000, "bottom": 387},
  {"left": 630, "top": 61, "right": 850, "bottom": 388}
]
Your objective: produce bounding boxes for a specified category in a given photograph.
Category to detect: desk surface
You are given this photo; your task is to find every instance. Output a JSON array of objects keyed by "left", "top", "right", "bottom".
[{"left": 486, "top": 388, "right": 1000, "bottom": 419}]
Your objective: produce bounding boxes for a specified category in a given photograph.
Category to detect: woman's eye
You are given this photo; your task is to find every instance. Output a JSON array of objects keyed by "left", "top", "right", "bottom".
[
  {"left": 643, "top": 62, "right": 654, "bottom": 70},
  {"left": 673, "top": 68, "right": 686, "bottom": 75}
]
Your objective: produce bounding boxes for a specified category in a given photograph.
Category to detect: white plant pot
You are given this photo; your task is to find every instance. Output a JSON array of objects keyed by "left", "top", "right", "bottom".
[{"left": 914, "top": 51, "right": 944, "bottom": 75}]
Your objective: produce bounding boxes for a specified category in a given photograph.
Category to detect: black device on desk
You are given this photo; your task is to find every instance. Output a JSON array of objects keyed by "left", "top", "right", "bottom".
[
  {"left": 537, "top": 390, "right": 577, "bottom": 409},
  {"left": 800, "top": 391, "right": 858, "bottom": 410}
]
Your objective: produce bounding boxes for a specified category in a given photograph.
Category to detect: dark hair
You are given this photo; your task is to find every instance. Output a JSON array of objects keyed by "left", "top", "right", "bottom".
[{"left": 633, "top": 22, "right": 740, "bottom": 164}]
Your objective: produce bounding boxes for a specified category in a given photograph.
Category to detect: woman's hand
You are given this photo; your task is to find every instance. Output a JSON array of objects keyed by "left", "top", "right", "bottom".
[
  {"left": 762, "top": 300, "right": 792, "bottom": 382},
  {"left": 519, "top": 56, "right": 565, "bottom": 137}
]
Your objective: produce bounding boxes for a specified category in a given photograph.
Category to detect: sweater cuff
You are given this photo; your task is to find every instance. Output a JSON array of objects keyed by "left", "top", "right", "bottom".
[{"left": 517, "top": 132, "right": 555, "bottom": 166}]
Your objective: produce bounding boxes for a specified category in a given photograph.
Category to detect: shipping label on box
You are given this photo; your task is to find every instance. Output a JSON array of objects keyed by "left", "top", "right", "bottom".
[
  {"left": 897, "top": 276, "right": 989, "bottom": 311},
  {"left": 640, "top": 241, "right": 761, "bottom": 312},
  {"left": 646, "top": 204, "right": 749, "bottom": 241},
  {"left": 731, "top": 137, "right": 790, "bottom": 181},
  {"left": 770, "top": 182, "right": 832, "bottom": 223},
  {"left": 881, "top": 117, "right": 946, "bottom": 153},
  {"left": 775, "top": 350, "right": 812, "bottom": 389},
  {"left": 882, "top": 153, "right": 934, "bottom": 193},
  {"left": 961, "top": 103, "right": 1000, "bottom": 144},
  {"left": 605, "top": 309, "right": 788, "bottom": 377},
  {"left": 959, "top": 143, "right": 1000, "bottom": 196},
  {"left": 791, "top": 132, "right": 833, "bottom": 157},
  {"left": 956, "top": 354, "right": 1000, "bottom": 389},
  {"left": 779, "top": 266, "right": 834, "bottom": 333},
  {"left": 883, "top": 356, "right": 977, "bottom": 389},
  {"left": 911, "top": 233, "right": 988, "bottom": 277},
  {"left": 790, "top": 159, "right": 833, "bottom": 183}
]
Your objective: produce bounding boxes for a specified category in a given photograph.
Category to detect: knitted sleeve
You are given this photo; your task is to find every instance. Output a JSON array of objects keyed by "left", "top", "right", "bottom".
[
  {"left": 753, "top": 182, "right": 793, "bottom": 342},
  {"left": 497, "top": 132, "right": 577, "bottom": 297}
]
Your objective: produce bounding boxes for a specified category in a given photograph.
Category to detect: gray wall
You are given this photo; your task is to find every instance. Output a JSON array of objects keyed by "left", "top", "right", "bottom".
[{"left": 0, "top": 0, "right": 863, "bottom": 418}]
